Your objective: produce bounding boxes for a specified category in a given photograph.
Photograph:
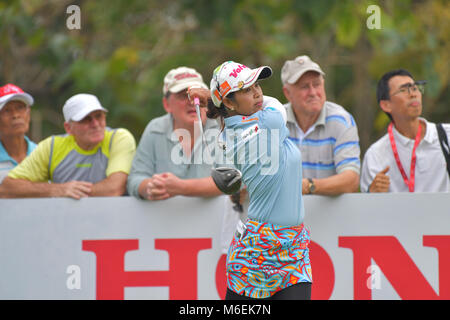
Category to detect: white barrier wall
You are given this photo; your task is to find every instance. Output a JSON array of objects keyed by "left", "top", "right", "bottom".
[{"left": 0, "top": 193, "right": 449, "bottom": 300}]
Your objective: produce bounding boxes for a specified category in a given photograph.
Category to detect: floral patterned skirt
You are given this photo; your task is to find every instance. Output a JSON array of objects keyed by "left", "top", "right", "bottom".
[{"left": 226, "top": 219, "right": 312, "bottom": 299}]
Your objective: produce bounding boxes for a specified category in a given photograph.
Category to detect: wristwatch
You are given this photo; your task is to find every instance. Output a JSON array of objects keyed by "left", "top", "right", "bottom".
[{"left": 307, "top": 178, "right": 316, "bottom": 194}]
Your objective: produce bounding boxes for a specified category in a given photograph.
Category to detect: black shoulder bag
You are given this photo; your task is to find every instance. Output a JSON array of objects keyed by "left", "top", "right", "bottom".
[{"left": 436, "top": 123, "right": 450, "bottom": 178}]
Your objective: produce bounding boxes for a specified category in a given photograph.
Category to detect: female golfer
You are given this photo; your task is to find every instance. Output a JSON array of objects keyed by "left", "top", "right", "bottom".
[{"left": 189, "top": 61, "right": 312, "bottom": 300}]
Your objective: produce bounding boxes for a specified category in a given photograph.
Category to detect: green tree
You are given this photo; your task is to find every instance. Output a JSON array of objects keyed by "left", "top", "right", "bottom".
[{"left": 0, "top": 0, "right": 448, "bottom": 156}]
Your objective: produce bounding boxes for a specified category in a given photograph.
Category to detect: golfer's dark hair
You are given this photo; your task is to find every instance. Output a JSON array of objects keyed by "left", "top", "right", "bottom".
[
  {"left": 206, "top": 92, "right": 236, "bottom": 120},
  {"left": 206, "top": 92, "right": 236, "bottom": 131},
  {"left": 376, "top": 69, "right": 414, "bottom": 122},
  {"left": 206, "top": 100, "right": 228, "bottom": 120}
]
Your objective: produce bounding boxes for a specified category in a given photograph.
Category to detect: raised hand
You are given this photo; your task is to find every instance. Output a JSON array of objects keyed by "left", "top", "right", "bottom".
[{"left": 369, "top": 166, "right": 390, "bottom": 193}]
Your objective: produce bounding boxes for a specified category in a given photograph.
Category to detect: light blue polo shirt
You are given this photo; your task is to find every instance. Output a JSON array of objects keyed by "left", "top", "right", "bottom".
[
  {"left": 0, "top": 136, "right": 37, "bottom": 183},
  {"left": 219, "top": 96, "right": 304, "bottom": 227}
]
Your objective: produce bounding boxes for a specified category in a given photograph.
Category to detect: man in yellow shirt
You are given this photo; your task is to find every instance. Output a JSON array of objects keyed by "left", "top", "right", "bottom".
[{"left": 1, "top": 93, "right": 136, "bottom": 199}]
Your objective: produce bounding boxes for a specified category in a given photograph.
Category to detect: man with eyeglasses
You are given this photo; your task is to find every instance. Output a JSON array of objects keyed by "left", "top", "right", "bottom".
[
  {"left": 126, "top": 66, "right": 222, "bottom": 201},
  {"left": 1, "top": 93, "right": 136, "bottom": 199},
  {"left": 128, "top": 67, "right": 250, "bottom": 259},
  {"left": 0, "top": 84, "right": 37, "bottom": 185},
  {"left": 361, "top": 69, "right": 450, "bottom": 193}
]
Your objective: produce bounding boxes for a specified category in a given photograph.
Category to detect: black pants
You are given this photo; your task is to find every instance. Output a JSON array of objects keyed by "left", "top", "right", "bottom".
[{"left": 225, "top": 282, "right": 311, "bottom": 300}]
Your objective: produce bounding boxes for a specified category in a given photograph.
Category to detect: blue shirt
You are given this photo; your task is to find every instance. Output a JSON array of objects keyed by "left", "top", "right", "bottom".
[
  {"left": 285, "top": 101, "right": 360, "bottom": 179},
  {"left": 219, "top": 96, "right": 304, "bottom": 226},
  {"left": 0, "top": 136, "right": 37, "bottom": 183}
]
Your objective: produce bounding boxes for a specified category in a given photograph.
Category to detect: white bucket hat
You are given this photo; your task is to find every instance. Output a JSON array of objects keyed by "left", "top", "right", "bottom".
[{"left": 210, "top": 61, "right": 272, "bottom": 107}]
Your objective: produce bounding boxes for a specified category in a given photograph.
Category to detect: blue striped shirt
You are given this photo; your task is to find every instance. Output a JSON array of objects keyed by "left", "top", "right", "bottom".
[{"left": 284, "top": 101, "right": 360, "bottom": 179}]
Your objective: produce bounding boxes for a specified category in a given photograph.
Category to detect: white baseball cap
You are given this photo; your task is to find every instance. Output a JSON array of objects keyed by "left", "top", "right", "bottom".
[
  {"left": 62, "top": 93, "right": 108, "bottom": 122},
  {"left": 0, "top": 84, "right": 34, "bottom": 111},
  {"left": 163, "top": 66, "right": 208, "bottom": 95},
  {"left": 281, "top": 55, "right": 325, "bottom": 85},
  {"left": 210, "top": 61, "right": 272, "bottom": 107}
]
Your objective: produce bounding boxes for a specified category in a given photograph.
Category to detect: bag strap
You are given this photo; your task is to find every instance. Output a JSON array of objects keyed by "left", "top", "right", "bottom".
[{"left": 436, "top": 123, "right": 450, "bottom": 178}]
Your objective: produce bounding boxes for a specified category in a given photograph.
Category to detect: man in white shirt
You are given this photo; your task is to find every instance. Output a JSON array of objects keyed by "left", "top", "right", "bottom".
[{"left": 361, "top": 69, "right": 450, "bottom": 193}]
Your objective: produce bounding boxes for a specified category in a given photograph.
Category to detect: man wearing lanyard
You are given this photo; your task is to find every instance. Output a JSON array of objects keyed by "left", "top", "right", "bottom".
[{"left": 360, "top": 69, "right": 450, "bottom": 193}]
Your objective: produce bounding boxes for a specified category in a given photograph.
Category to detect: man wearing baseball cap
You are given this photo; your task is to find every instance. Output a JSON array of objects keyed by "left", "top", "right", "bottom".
[
  {"left": 281, "top": 55, "right": 361, "bottom": 195},
  {"left": 127, "top": 66, "right": 222, "bottom": 200},
  {"left": 1, "top": 93, "right": 136, "bottom": 199},
  {"left": 0, "top": 84, "right": 37, "bottom": 185}
]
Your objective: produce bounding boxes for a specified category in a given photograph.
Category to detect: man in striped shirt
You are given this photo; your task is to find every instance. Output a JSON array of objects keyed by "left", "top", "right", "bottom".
[{"left": 281, "top": 55, "right": 360, "bottom": 195}]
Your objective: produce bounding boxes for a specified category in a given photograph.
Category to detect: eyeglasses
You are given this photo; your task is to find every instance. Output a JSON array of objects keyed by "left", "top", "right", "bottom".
[
  {"left": 390, "top": 80, "right": 427, "bottom": 97},
  {"left": 171, "top": 90, "right": 190, "bottom": 101}
]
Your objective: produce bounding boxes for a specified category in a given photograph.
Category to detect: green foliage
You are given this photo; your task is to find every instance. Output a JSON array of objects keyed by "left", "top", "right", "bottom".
[{"left": 0, "top": 0, "right": 448, "bottom": 154}]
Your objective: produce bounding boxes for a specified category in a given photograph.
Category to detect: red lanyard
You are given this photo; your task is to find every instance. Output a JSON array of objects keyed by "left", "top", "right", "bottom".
[{"left": 388, "top": 122, "right": 422, "bottom": 192}]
